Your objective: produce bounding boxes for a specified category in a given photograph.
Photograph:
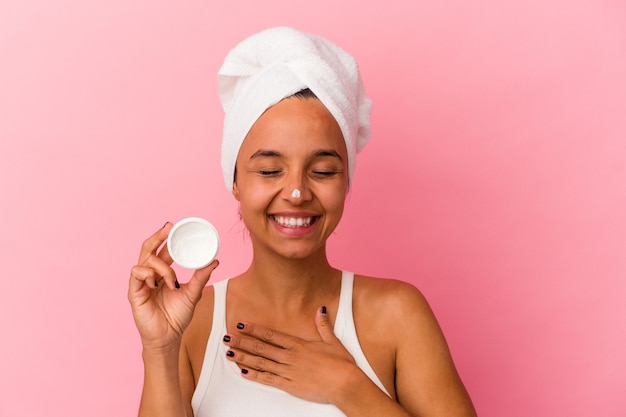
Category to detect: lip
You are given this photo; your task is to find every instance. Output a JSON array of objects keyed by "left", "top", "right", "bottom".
[
  {"left": 270, "top": 210, "right": 319, "bottom": 218},
  {"left": 268, "top": 211, "right": 320, "bottom": 237}
]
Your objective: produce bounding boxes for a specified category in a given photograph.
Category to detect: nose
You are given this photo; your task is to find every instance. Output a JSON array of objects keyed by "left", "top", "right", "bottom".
[{"left": 282, "top": 173, "right": 311, "bottom": 204}]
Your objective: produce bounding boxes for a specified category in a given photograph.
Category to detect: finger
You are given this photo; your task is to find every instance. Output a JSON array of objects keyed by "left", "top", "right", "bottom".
[
  {"left": 138, "top": 222, "right": 172, "bottom": 264},
  {"left": 238, "top": 367, "right": 289, "bottom": 391},
  {"left": 142, "top": 253, "right": 178, "bottom": 290},
  {"left": 225, "top": 348, "right": 282, "bottom": 375},
  {"left": 156, "top": 241, "right": 174, "bottom": 265},
  {"left": 128, "top": 264, "right": 160, "bottom": 293},
  {"left": 223, "top": 331, "right": 287, "bottom": 362},
  {"left": 182, "top": 259, "right": 220, "bottom": 304},
  {"left": 315, "top": 305, "right": 337, "bottom": 343},
  {"left": 235, "top": 322, "right": 299, "bottom": 349}
]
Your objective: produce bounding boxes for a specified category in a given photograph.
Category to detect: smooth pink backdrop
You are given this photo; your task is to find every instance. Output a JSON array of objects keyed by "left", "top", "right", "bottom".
[{"left": 1, "top": 1, "right": 625, "bottom": 416}]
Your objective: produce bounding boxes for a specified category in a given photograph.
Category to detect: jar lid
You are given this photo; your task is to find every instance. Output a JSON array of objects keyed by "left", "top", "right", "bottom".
[{"left": 167, "top": 217, "right": 220, "bottom": 269}]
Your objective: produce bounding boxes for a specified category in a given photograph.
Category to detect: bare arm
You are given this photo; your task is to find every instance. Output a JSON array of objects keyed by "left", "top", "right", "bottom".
[
  {"left": 139, "top": 344, "right": 186, "bottom": 417},
  {"left": 330, "top": 279, "right": 476, "bottom": 416},
  {"left": 388, "top": 281, "right": 477, "bottom": 416},
  {"left": 128, "top": 223, "right": 218, "bottom": 417}
]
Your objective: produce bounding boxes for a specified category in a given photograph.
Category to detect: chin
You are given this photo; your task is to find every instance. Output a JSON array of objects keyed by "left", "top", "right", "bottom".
[{"left": 274, "top": 242, "right": 325, "bottom": 261}]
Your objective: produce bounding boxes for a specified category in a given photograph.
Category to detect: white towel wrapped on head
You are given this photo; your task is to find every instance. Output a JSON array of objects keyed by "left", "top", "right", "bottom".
[{"left": 218, "top": 26, "right": 372, "bottom": 192}]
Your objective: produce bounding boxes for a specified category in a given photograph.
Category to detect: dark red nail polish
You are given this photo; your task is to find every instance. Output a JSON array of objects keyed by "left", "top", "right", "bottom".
[
  {"left": 236, "top": 323, "right": 245, "bottom": 330},
  {"left": 154, "top": 280, "right": 158, "bottom": 288},
  {"left": 321, "top": 306, "right": 327, "bottom": 315},
  {"left": 175, "top": 279, "right": 180, "bottom": 289},
  {"left": 241, "top": 368, "right": 249, "bottom": 374},
  {"left": 223, "top": 335, "right": 231, "bottom": 342},
  {"left": 226, "top": 350, "right": 235, "bottom": 357}
]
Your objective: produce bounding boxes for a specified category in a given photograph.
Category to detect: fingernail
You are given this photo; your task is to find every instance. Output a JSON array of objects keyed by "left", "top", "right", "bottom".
[
  {"left": 174, "top": 279, "right": 180, "bottom": 289},
  {"left": 154, "top": 280, "right": 158, "bottom": 288},
  {"left": 162, "top": 222, "right": 169, "bottom": 228},
  {"left": 223, "top": 335, "right": 231, "bottom": 342},
  {"left": 226, "top": 350, "right": 235, "bottom": 357},
  {"left": 321, "top": 306, "right": 327, "bottom": 315},
  {"left": 236, "top": 323, "right": 245, "bottom": 330},
  {"left": 241, "top": 368, "right": 249, "bottom": 375}
]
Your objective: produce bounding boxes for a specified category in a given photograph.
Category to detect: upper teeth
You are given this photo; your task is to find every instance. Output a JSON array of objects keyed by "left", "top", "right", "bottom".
[{"left": 273, "top": 216, "right": 313, "bottom": 227}]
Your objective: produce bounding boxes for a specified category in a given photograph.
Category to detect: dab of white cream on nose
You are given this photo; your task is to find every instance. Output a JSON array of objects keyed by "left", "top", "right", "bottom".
[{"left": 291, "top": 189, "right": 301, "bottom": 198}]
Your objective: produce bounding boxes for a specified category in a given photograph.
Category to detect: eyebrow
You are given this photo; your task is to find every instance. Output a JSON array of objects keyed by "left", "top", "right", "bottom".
[
  {"left": 249, "top": 149, "right": 282, "bottom": 160},
  {"left": 313, "top": 149, "right": 344, "bottom": 161},
  {"left": 249, "top": 149, "right": 344, "bottom": 162}
]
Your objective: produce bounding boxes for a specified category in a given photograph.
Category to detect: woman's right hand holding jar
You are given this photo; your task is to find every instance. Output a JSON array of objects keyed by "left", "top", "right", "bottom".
[{"left": 128, "top": 222, "right": 219, "bottom": 352}]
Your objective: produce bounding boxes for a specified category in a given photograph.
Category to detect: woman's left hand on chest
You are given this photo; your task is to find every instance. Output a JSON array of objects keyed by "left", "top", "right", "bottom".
[{"left": 222, "top": 307, "right": 359, "bottom": 404}]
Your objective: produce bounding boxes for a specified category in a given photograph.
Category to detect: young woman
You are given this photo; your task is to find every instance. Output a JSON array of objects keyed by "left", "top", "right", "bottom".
[{"left": 128, "top": 27, "right": 476, "bottom": 417}]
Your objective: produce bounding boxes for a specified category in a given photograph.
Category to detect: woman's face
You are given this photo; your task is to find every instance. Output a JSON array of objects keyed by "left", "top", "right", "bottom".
[{"left": 233, "top": 97, "right": 349, "bottom": 260}]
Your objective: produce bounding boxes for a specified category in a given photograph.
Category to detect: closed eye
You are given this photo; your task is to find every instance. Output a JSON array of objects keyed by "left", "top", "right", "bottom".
[
  {"left": 312, "top": 170, "right": 340, "bottom": 177},
  {"left": 258, "top": 170, "right": 282, "bottom": 176}
]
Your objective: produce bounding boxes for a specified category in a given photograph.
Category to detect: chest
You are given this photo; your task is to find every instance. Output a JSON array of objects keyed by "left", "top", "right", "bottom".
[{"left": 188, "top": 283, "right": 397, "bottom": 399}]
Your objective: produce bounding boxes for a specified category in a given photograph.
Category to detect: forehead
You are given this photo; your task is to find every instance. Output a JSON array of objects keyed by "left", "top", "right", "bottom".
[{"left": 238, "top": 97, "right": 347, "bottom": 159}]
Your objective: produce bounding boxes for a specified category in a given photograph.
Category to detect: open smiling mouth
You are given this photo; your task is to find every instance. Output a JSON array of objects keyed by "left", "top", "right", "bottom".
[{"left": 270, "top": 215, "right": 319, "bottom": 228}]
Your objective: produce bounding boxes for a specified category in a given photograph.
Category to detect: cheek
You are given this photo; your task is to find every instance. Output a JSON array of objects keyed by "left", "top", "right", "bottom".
[
  {"left": 238, "top": 190, "right": 264, "bottom": 212},
  {"left": 321, "top": 187, "right": 347, "bottom": 219},
  {"left": 237, "top": 199, "right": 262, "bottom": 233},
  {"left": 236, "top": 183, "right": 274, "bottom": 221}
]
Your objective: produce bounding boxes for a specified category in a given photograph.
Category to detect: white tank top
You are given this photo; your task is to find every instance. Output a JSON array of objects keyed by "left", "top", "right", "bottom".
[{"left": 191, "top": 271, "right": 390, "bottom": 416}]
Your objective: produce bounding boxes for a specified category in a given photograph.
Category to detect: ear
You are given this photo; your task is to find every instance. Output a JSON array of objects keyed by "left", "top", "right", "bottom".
[{"left": 232, "top": 181, "right": 240, "bottom": 201}]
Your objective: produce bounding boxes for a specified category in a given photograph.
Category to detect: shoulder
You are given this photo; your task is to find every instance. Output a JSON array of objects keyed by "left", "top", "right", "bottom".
[
  {"left": 352, "top": 274, "right": 447, "bottom": 363},
  {"left": 351, "top": 275, "right": 438, "bottom": 388},
  {"left": 353, "top": 275, "right": 476, "bottom": 416},
  {"left": 353, "top": 274, "right": 435, "bottom": 324}
]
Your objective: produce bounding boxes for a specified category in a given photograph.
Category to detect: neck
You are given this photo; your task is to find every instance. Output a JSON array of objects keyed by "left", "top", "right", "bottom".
[{"left": 238, "top": 245, "right": 340, "bottom": 312}]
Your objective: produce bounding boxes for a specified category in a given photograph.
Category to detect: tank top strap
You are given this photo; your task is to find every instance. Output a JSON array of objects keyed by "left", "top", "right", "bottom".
[
  {"left": 211, "top": 278, "right": 228, "bottom": 332},
  {"left": 333, "top": 271, "right": 354, "bottom": 337},
  {"left": 334, "top": 271, "right": 391, "bottom": 397},
  {"left": 191, "top": 278, "right": 229, "bottom": 412}
]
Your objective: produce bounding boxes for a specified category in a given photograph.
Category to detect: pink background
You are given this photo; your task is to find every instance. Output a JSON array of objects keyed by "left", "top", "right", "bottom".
[{"left": 1, "top": 1, "right": 625, "bottom": 416}]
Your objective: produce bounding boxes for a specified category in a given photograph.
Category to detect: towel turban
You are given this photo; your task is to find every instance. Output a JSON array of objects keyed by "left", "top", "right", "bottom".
[{"left": 218, "top": 26, "right": 372, "bottom": 191}]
